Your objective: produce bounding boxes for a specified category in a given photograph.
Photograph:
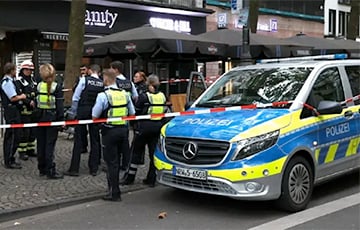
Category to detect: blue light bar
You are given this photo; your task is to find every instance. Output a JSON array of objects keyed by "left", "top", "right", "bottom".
[{"left": 257, "top": 53, "right": 348, "bottom": 64}]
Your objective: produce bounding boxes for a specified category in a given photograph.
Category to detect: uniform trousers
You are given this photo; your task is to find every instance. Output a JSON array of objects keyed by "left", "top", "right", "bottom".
[
  {"left": 3, "top": 128, "right": 20, "bottom": 166},
  {"left": 69, "top": 123, "right": 100, "bottom": 173},
  {"left": 18, "top": 114, "right": 36, "bottom": 156},
  {"left": 102, "top": 125, "right": 129, "bottom": 198},
  {"left": 128, "top": 120, "right": 163, "bottom": 184},
  {"left": 36, "top": 126, "right": 58, "bottom": 175}
]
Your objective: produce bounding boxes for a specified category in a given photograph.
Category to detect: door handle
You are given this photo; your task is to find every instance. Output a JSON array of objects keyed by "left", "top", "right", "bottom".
[{"left": 344, "top": 110, "right": 353, "bottom": 118}]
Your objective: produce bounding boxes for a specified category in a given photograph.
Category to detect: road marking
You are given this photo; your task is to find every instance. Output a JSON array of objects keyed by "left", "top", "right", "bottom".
[{"left": 248, "top": 192, "right": 360, "bottom": 230}]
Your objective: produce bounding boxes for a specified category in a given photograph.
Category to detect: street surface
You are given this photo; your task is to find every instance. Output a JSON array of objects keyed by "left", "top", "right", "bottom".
[{"left": 0, "top": 171, "right": 358, "bottom": 230}]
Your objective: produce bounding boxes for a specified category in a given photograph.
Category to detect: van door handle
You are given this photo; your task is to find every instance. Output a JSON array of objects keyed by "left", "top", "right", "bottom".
[{"left": 344, "top": 110, "right": 353, "bottom": 118}]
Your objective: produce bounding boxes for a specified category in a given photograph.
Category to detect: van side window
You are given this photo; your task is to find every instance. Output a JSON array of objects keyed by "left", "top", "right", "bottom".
[
  {"left": 301, "top": 67, "right": 345, "bottom": 118},
  {"left": 345, "top": 66, "right": 360, "bottom": 105}
]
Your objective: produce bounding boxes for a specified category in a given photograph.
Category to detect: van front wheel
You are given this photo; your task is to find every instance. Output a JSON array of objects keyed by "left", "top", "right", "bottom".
[{"left": 277, "top": 156, "right": 314, "bottom": 212}]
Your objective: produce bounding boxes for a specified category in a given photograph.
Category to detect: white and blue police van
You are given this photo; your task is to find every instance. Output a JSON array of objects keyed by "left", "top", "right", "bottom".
[{"left": 154, "top": 54, "right": 360, "bottom": 212}]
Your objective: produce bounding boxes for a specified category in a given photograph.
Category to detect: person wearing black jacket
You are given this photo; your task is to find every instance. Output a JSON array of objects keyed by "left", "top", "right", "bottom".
[
  {"left": 15, "top": 60, "right": 38, "bottom": 160},
  {"left": 65, "top": 64, "right": 104, "bottom": 176},
  {"left": 35, "top": 63, "right": 64, "bottom": 179},
  {"left": 0, "top": 62, "right": 26, "bottom": 169},
  {"left": 122, "top": 74, "right": 169, "bottom": 187}
]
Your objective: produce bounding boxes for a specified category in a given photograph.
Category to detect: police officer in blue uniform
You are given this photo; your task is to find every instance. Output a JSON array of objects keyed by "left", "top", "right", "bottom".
[
  {"left": 109, "top": 61, "right": 138, "bottom": 172},
  {"left": 65, "top": 64, "right": 104, "bottom": 176},
  {"left": 92, "top": 68, "right": 135, "bottom": 201},
  {"left": 1, "top": 63, "right": 26, "bottom": 169},
  {"left": 15, "top": 60, "right": 38, "bottom": 161},
  {"left": 122, "top": 74, "right": 169, "bottom": 187},
  {"left": 35, "top": 63, "right": 64, "bottom": 179}
]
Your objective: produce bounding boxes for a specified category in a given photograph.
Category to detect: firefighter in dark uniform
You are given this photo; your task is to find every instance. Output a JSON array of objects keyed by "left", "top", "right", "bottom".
[
  {"left": 109, "top": 61, "right": 138, "bottom": 172},
  {"left": 35, "top": 63, "right": 64, "bottom": 179},
  {"left": 1, "top": 62, "right": 26, "bottom": 169},
  {"left": 65, "top": 64, "right": 104, "bottom": 176},
  {"left": 122, "top": 74, "right": 168, "bottom": 187},
  {"left": 15, "top": 60, "right": 37, "bottom": 161},
  {"left": 92, "top": 68, "right": 135, "bottom": 201}
]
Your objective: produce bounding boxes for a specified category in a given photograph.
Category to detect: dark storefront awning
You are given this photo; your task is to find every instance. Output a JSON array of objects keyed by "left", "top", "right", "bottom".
[
  {"left": 283, "top": 34, "right": 360, "bottom": 57},
  {"left": 197, "top": 29, "right": 311, "bottom": 59},
  {"left": 83, "top": 25, "right": 227, "bottom": 59}
]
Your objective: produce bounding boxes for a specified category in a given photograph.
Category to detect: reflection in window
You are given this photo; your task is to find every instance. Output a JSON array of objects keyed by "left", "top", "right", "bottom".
[
  {"left": 302, "top": 67, "right": 345, "bottom": 118},
  {"left": 345, "top": 66, "right": 360, "bottom": 105},
  {"left": 197, "top": 67, "right": 312, "bottom": 107}
]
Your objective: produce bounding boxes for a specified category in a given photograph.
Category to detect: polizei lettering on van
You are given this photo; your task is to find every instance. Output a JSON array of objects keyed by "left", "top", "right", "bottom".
[
  {"left": 326, "top": 122, "right": 350, "bottom": 137},
  {"left": 182, "top": 118, "right": 234, "bottom": 126}
]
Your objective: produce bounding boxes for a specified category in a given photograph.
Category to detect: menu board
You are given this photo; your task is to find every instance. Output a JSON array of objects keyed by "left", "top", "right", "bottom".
[{"left": 37, "top": 49, "right": 52, "bottom": 66}]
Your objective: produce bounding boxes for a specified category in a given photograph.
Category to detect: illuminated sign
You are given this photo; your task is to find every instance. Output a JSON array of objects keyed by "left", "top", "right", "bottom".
[
  {"left": 85, "top": 10, "right": 118, "bottom": 29},
  {"left": 149, "top": 17, "right": 191, "bottom": 33}
]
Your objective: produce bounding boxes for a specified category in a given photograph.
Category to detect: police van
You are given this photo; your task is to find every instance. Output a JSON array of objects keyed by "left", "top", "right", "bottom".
[{"left": 154, "top": 54, "right": 360, "bottom": 212}]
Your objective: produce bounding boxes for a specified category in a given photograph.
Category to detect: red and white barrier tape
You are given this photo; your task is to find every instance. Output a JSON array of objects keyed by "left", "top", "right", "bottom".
[{"left": 0, "top": 95, "right": 358, "bottom": 129}]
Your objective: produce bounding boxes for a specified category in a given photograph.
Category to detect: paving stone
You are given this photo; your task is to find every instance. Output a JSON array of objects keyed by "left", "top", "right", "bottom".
[{"left": 0, "top": 130, "right": 149, "bottom": 216}]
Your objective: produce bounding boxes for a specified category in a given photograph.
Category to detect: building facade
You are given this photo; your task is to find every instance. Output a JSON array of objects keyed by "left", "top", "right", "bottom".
[{"left": 0, "top": 0, "right": 211, "bottom": 83}]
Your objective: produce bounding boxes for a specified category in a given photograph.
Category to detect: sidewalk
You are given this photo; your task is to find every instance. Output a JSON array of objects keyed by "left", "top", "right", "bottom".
[{"left": 0, "top": 130, "right": 149, "bottom": 222}]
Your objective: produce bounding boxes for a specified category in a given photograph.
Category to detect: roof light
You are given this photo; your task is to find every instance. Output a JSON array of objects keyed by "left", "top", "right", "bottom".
[{"left": 257, "top": 53, "right": 348, "bottom": 64}]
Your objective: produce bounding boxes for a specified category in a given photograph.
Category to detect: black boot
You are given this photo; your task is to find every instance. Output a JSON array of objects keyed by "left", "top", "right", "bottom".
[
  {"left": 26, "top": 150, "right": 37, "bottom": 157},
  {"left": 121, "top": 174, "right": 135, "bottom": 185},
  {"left": 47, "top": 166, "right": 64, "bottom": 179},
  {"left": 19, "top": 153, "right": 29, "bottom": 161}
]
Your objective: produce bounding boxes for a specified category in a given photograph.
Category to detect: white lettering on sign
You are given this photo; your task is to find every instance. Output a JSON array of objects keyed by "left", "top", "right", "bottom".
[
  {"left": 325, "top": 122, "right": 350, "bottom": 137},
  {"left": 149, "top": 17, "right": 191, "bottom": 33},
  {"left": 85, "top": 10, "right": 118, "bottom": 29},
  {"left": 182, "top": 118, "right": 234, "bottom": 126}
]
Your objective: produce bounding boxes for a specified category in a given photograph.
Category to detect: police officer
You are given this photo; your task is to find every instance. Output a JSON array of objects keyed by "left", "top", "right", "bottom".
[
  {"left": 92, "top": 68, "right": 135, "bottom": 201},
  {"left": 122, "top": 74, "right": 168, "bottom": 187},
  {"left": 71, "top": 64, "right": 89, "bottom": 153},
  {"left": 109, "top": 61, "right": 138, "bottom": 171},
  {"left": 1, "top": 62, "right": 26, "bottom": 169},
  {"left": 35, "top": 63, "right": 64, "bottom": 179},
  {"left": 15, "top": 60, "right": 37, "bottom": 161},
  {"left": 65, "top": 64, "right": 104, "bottom": 176}
]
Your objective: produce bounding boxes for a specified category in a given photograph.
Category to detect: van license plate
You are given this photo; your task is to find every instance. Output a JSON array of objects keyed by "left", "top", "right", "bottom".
[{"left": 173, "top": 167, "right": 207, "bottom": 181}]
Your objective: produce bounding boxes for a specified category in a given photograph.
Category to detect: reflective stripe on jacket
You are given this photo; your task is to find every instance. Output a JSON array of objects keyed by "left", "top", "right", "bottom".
[
  {"left": 105, "top": 88, "right": 128, "bottom": 125},
  {"left": 36, "top": 82, "right": 57, "bottom": 109}
]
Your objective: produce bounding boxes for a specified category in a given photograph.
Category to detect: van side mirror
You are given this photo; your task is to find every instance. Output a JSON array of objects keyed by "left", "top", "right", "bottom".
[
  {"left": 184, "top": 101, "right": 194, "bottom": 110},
  {"left": 317, "top": 100, "right": 342, "bottom": 115}
]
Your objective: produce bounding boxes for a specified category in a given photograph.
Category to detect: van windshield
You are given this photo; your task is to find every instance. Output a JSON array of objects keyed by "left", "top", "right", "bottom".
[{"left": 197, "top": 67, "right": 313, "bottom": 108}]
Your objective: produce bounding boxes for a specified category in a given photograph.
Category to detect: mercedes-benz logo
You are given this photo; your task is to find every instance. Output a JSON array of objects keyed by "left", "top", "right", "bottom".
[{"left": 182, "top": 142, "right": 198, "bottom": 160}]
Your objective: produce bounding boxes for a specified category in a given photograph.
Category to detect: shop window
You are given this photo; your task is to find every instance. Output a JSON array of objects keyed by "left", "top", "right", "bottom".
[
  {"left": 328, "top": 9, "right": 336, "bottom": 36},
  {"left": 345, "top": 66, "right": 360, "bottom": 105}
]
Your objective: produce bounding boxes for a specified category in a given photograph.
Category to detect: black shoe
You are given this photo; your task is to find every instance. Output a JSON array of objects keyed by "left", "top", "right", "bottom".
[
  {"left": 63, "top": 170, "right": 79, "bottom": 177},
  {"left": 102, "top": 194, "right": 121, "bottom": 202},
  {"left": 19, "top": 154, "right": 29, "bottom": 161},
  {"left": 90, "top": 171, "right": 97, "bottom": 176},
  {"left": 81, "top": 148, "right": 88, "bottom": 154},
  {"left": 121, "top": 175, "right": 135, "bottom": 185},
  {"left": 39, "top": 172, "right": 46, "bottom": 177},
  {"left": 142, "top": 179, "right": 155, "bottom": 187},
  {"left": 47, "top": 171, "right": 64, "bottom": 179},
  {"left": 5, "top": 163, "right": 22, "bottom": 169}
]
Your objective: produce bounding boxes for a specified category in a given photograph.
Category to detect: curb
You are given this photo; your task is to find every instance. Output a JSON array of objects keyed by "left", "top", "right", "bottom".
[{"left": 0, "top": 184, "right": 148, "bottom": 223}]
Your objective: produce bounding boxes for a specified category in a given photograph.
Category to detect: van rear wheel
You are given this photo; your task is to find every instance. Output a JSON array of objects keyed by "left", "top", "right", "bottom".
[{"left": 276, "top": 156, "right": 314, "bottom": 212}]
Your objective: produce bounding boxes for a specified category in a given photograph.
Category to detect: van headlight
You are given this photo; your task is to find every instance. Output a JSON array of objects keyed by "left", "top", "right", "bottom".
[
  {"left": 232, "top": 130, "right": 279, "bottom": 161},
  {"left": 158, "top": 133, "right": 166, "bottom": 153}
]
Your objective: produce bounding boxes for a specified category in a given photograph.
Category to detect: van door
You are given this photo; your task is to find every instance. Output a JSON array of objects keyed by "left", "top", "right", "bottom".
[
  {"left": 343, "top": 65, "right": 360, "bottom": 169},
  {"left": 308, "top": 67, "right": 358, "bottom": 179}
]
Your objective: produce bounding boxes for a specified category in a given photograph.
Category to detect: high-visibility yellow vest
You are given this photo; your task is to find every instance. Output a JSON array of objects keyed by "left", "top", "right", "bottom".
[
  {"left": 105, "top": 88, "right": 128, "bottom": 125},
  {"left": 36, "top": 82, "right": 57, "bottom": 109},
  {"left": 147, "top": 92, "right": 166, "bottom": 120}
]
